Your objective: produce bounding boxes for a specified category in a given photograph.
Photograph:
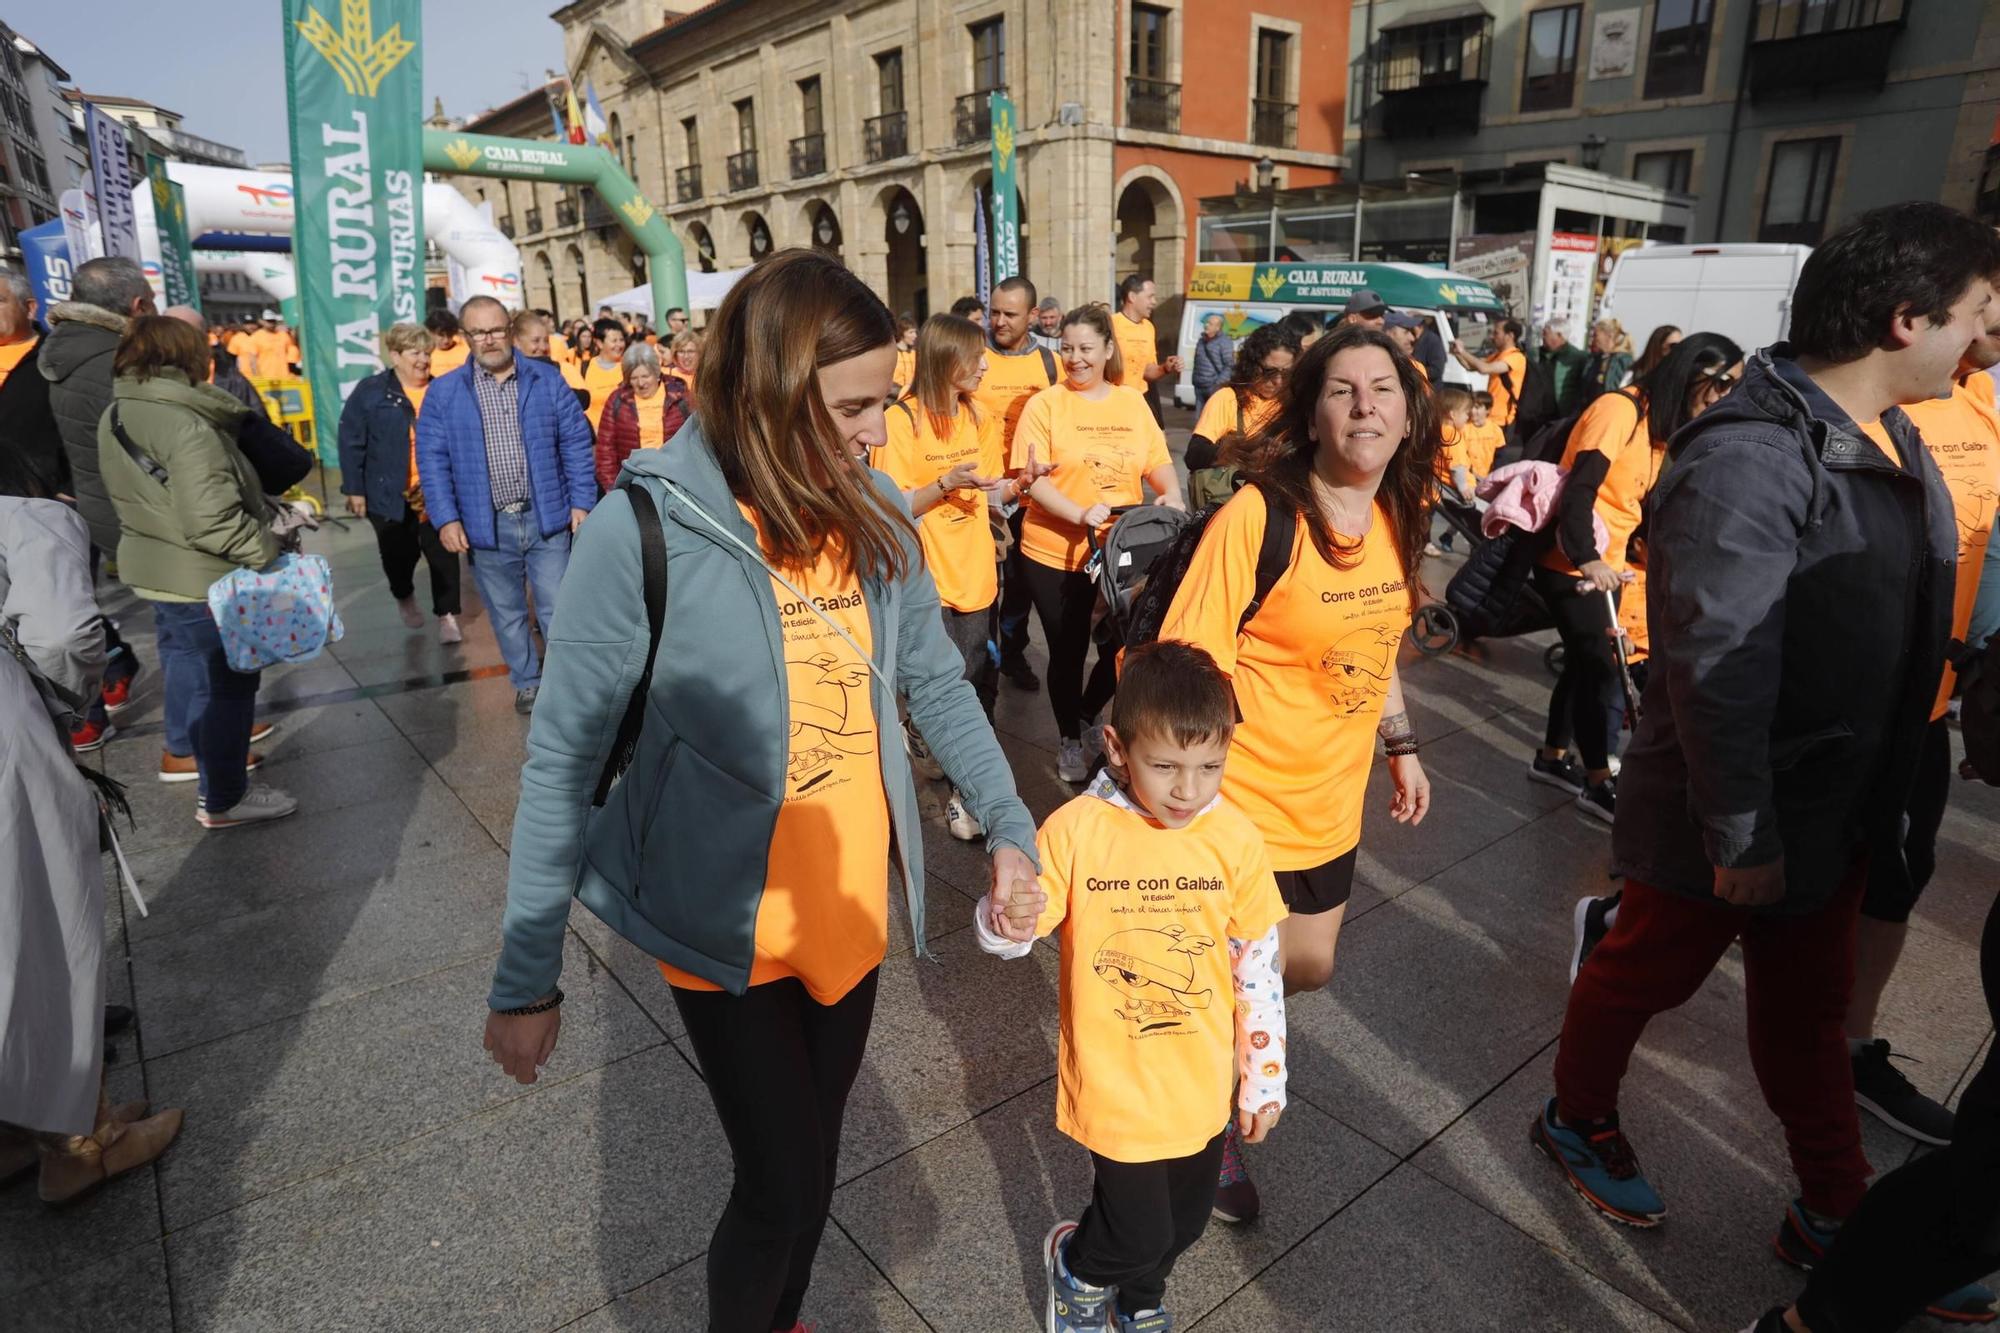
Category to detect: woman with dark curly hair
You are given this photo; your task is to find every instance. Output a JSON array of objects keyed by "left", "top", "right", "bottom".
[
  {"left": 1184, "top": 321, "right": 1303, "bottom": 477},
  {"left": 1158, "top": 323, "right": 1438, "bottom": 1222}
]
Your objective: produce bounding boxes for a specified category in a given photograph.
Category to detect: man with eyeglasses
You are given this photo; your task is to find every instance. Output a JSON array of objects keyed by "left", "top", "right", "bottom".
[{"left": 415, "top": 295, "right": 596, "bottom": 713}]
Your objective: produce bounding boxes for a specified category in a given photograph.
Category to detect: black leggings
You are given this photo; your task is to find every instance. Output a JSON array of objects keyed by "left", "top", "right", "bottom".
[
  {"left": 1068, "top": 1127, "right": 1227, "bottom": 1315},
  {"left": 1860, "top": 716, "right": 1952, "bottom": 924},
  {"left": 1793, "top": 891, "right": 2000, "bottom": 1332},
  {"left": 367, "top": 510, "right": 461, "bottom": 615},
  {"left": 670, "top": 970, "right": 879, "bottom": 1333},
  {"left": 998, "top": 507, "right": 1034, "bottom": 667},
  {"left": 1020, "top": 558, "right": 1117, "bottom": 740},
  {"left": 1535, "top": 565, "right": 1623, "bottom": 773}
]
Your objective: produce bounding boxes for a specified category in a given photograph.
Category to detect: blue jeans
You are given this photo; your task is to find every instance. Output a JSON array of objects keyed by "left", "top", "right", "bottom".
[
  {"left": 470, "top": 509, "right": 571, "bottom": 689},
  {"left": 149, "top": 600, "right": 260, "bottom": 810}
]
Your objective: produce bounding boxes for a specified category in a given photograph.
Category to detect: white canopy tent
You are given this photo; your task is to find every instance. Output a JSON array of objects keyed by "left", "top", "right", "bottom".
[{"left": 598, "top": 266, "right": 751, "bottom": 316}]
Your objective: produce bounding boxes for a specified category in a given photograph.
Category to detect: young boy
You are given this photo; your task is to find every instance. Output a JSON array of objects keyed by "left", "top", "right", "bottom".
[
  {"left": 975, "top": 640, "right": 1289, "bottom": 1333},
  {"left": 1466, "top": 390, "right": 1505, "bottom": 478}
]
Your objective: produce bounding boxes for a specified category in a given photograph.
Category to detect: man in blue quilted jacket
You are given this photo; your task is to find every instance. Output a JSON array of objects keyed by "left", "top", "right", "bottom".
[{"left": 416, "top": 295, "right": 596, "bottom": 713}]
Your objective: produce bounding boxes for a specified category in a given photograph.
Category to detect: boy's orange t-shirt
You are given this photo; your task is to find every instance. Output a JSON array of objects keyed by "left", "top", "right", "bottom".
[
  {"left": 1110, "top": 312, "right": 1158, "bottom": 390},
  {"left": 1191, "top": 386, "right": 1279, "bottom": 444},
  {"left": 580, "top": 358, "right": 624, "bottom": 433},
  {"left": 1906, "top": 380, "right": 2000, "bottom": 718},
  {"left": 1488, "top": 348, "right": 1529, "bottom": 426},
  {"left": 1158, "top": 486, "right": 1411, "bottom": 869},
  {"left": 428, "top": 339, "right": 471, "bottom": 378},
  {"left": 970, "top": 342, "right": 1059, "bottom": 457},
  {"left": 658, "top": 510, "right": 891, "bottom": 1004},
  {"left": 1031, "top": 792, "right": 1287, "bottom": 1163},
  {"left": 1543, "top": 390, "right": 1656, "bottom": 575},
  {"left": 872, "top": 399, "right": 1005, "bottom": 613},
  {"left": 1010, "top": 384, "right": 1171, "bottom": 572}
]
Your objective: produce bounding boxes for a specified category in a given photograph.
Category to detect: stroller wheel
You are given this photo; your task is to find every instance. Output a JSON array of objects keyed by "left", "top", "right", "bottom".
[
  {"left": 1408, "top": 603, "right": 1458, "bottom": 657},
  {"left": 1544, "top": 643, "right": 1565, "bottom": 677}
]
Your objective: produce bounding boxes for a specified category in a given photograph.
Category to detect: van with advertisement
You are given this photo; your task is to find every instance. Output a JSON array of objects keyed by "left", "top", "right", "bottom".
[
  {"left": 1597, "top": 243, "right": 1812, "bottom": 355},
  {"left": 1170, "top": 261, "right": 1508, "bottom": 407}
]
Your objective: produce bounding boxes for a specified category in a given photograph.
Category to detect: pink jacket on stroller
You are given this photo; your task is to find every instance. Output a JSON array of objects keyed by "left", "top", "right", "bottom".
[{"left": 1476, "top": 460, "right": 1609, "bottom": 553}]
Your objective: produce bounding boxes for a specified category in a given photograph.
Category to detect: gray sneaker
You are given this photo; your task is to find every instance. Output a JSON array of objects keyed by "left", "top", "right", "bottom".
[
  {"left": 514, "top": 686, "right": 539, "bottom": 715},
  {"left": 197, "top": 783, "right": 299, "bottom": 829}
]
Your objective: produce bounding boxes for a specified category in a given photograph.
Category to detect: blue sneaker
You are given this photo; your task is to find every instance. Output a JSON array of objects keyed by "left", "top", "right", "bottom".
[
  {"left": 1117, "top": 1312, "right": 1173, "bottom": 1333},
  {"left": 1045, "top": 1222, "right": 1113, "bottom": 1332},
  {"left": 1774, "top": 1199, "right": 1997, "bottom": 1324},
  {"left": 1530, "top": 1097, "right": 1667, "bottom": 1227}
]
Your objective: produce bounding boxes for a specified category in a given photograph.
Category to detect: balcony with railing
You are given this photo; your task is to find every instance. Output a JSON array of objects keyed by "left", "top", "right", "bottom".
[
  {"left": 954, "top": 87, "right": 1007, "bottom": 148},
  {"left": 674, "top": 164, "right": 703, "bottom": 203},
  {"left": 789, "top": 132, "right": 826, "bottom": 179},
  {"left": 554, "top": 196, "right": 578, "bottom": 228},
  {"left": 1252, "top": 98, "right": 1297, "bottom": 149},
  {"left": 1125, "top": 77, "right": 1180, "bottom": 133},
  {"left": 1747, "top": 0, "right": 1907, "bottom": 100},
  {"left": 864, "top": 111, "right": 908, "bottom": 163},
  {"left": 522, "top": 205, "right": 543, "bottom": 234},
  {"left": 726, "top": 148, "right": 760, "bottom": 192},
  {"left": 582, "top": 189, "right": 614, "bottom": 230},
  {"left": 1371, "top": 11, "right": 1494, "bottom": 139}
]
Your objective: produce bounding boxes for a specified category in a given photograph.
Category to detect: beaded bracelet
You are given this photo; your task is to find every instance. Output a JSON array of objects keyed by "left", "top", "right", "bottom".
[{"left": 495, "top": 987, "right": 563, "bottom": 1017}]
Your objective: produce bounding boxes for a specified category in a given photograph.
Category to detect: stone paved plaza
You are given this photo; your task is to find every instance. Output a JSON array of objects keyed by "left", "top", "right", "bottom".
[{"left": 9, "top": 453, "right": 1997, "bottom": 1332}]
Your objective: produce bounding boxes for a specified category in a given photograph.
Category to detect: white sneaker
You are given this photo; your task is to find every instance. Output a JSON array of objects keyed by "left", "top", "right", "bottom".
[
  {"left": 903, "top": 720, "right": 945, "bottom": 780},
  {"left": 196, "top": 782, "right": 300, "bottom": 829},
  {"left": 437, "top": 612, "right": 462, "bottom": 645},
  {"left": 1057, "top": 737, "right": 1089, "bottom": 783},
  {"left": 396, "top": 595, "right": 423, "bottom": 629},
  {"left": 944, "top": 789, "right": 984, "bottom": 841}
]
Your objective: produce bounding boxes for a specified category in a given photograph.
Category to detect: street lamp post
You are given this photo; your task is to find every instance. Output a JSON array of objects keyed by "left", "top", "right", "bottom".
[{"left": 1254, "top": 155, "right": 1277, "bottom": 262}]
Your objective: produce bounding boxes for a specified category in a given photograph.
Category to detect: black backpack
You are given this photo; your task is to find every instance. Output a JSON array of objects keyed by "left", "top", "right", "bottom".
[
  {"left": 1492, "top": 386, "right": 1642, "bottom": 473},
  {"left": 1123, "top": 477, "right": 1298, "bottom": 648},
  {"left": 1490, "top": 357, "right": 1561, "bottom": 465},
  {"left": 591, "top": 481, "right": 668, "bottom": 806}
]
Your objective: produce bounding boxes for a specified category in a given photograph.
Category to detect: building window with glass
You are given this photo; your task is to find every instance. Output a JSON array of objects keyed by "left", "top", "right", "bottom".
[
  {"left": 971, "top": 18, "right": 1006, "bottom": 92},
  {"left": 1644, "top": 0, "right": 1714, "bottom": 99},
  {"left": 1128, "top": 3, "right": 1178, "bottom": 132},
  {"left": 1520, "top": 5, "right": 1582, "bottom": 113},
  {"left": 1632, "top": 149, "right": 1694, "bottom": 195},
  {"left": 1253, "top": 27, "right": 1296, "bottom": 148},
  {"left": 1760, "top": 137, "right": 1841, "bottom": 245}
]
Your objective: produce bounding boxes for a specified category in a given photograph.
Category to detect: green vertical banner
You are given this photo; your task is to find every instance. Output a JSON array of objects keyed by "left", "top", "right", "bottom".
[
  {"left": 988, "top": 92, "right": 1020, "bottom": 288},
  {"left": 144, "top": 156, "right": 200, "bottom": 313},
  {"left": 284, "top": 0, "right": 424, "bottom": 461}
]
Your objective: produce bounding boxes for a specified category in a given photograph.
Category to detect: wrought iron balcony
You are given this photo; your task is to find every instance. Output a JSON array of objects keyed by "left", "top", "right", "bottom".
[
  {"left": 554, "top": 196, "right": 578, "bottom": 228},
  {"left": 1252, "top": 98, "right": 1297, "bottom": 149},
  {"left": 1125, "top": 77, "right": 1180, "bottom": 133},
  {"left": 522, "top": 205, "right": 542, "bottom": 234},
  {"left": 864, "top": 111, "right": 908, "bottom": 163},
  {"left": 789, "top": 132, "right": 826, "bottom": 179},
  {"left": 674, "top": 164, "right": 702, "bottom": 203},
  {"left": 954, "top": 86, "right": 1007, "bottom": 148},
  {"left": 726, "top": 147, "right": 759, "bottom": 192},
  {"left": 1747, "top": 0, "right": 1907, "bottom": 100},
  {"left": 581, "top": 189, "right": 614, "bottom": 230}
]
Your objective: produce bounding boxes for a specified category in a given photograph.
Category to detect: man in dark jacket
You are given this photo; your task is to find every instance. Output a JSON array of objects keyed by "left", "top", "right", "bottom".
[{"left": 1531, "top": 204, "right": 2000, "bottom": 1286}]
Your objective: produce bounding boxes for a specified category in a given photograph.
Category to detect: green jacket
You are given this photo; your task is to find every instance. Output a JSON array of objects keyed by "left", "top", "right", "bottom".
[
  {"left": 489, "top": 423, "right": 1039, "bottom": 1008},
  {"left": 97, "top": 371, "right": 277, "bottom": 602}
]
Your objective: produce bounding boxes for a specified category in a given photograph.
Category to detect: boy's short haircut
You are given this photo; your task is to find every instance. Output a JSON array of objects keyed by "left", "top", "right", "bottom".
[
  {"left": 1434, "top": 385, "right": 1474, "bottom": 417},
  {"left": 1790, "top": 202, "right": 2000, "bottom": 365},
  {"left": 1112, "top": 641, "right": 1236, "bottom": 750},
  {"left": 1472, "top": 390, "right": 1494, "bottom": 408}
]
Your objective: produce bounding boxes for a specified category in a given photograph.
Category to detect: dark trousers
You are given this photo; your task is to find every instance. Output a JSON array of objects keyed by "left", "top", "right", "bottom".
[
  {"left": 940, "top": 602, "right": 998, "bottom": 719},
  {"left": 367, "top": 510, "right": 461, "bottom": 616},
  {"left": 1019, "top": 558, "right": 1116, "bottom": 740},
  {"left": 1068, "top": 1128, "right": 1228, "bottom": 1315},
  {"left": 1535, "top": 565, "right": 1623, "bottom": 772},
  {"left": 1794, "top": 889, "right": 2000, "bottom": 1332},
  {"left": 670, "top": 971, "right": 880, "bottom": 1333},
  {"left": 79, "top": 545, "right": 138, "bottom": 731},
  {"left": 148, "top": 600, "right": 260, "bottom": 811},
  {"left": 998, "top": 508, "right": 1034, "bottom": 668},
  {"left": 1860, "top": 716, "right": 1952, "bottom": 924},
  {"left": 1555, "top": 869, "right": 1872, "bottom": 1217}
]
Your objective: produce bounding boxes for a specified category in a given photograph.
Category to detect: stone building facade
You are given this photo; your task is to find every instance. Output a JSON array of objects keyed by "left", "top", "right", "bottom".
[{"left": 443, "top": 0, "right": 1350, "bottom": 323}]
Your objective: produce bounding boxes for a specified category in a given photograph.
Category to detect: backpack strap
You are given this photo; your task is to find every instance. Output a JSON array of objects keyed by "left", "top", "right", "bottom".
[
  {"left": 1037, "top": 346, "right": 1058, "bottom": 384},
  {"left": 1239, "top": 478, "right": 1297, "bottom": 634},
  {"left": 1234, "top": 392, "right": 1244, "bottom": 435},
  {"left": 109, "top": 405, "right": 171, "bottom": 486},
  {"left": 891, "top": 398, "right": 916, "bottom": 430},
  {"left": 592, "top": 481, "right": 669, "bottom": 807}
]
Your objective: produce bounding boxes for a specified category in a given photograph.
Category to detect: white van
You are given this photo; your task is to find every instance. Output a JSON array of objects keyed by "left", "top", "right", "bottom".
[{"left": 1597, "top": 244, "right": 1811, "bottom": 355}]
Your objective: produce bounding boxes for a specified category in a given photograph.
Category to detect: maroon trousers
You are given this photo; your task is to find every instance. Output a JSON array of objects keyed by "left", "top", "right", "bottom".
[{"left": 1554, "top": 866, "right": 1873, "bottom": 1217}]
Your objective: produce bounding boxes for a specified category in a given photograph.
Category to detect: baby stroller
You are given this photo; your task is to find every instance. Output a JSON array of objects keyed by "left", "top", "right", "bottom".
[
  {"left": 1407, "top": 481, "right": 1564, "bottom": 677},
  {"left": 1088, "top": 504, "right": 1194, "bottom": 653}
]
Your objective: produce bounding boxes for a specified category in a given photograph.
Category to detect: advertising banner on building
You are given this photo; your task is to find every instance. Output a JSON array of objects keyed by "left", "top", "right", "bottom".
[
  {"left": 17, "top": 219, "right": 74, "bottom": 312},
  {"left": 58, "top": 188, "right": 102, "bottom": 266},
  {"left": 1451, "top": 233, "right": 1536, "bottom": 321},
  {"left": 988, "top": 92, "right": 1020, "bottom": 288},
  {"left": 85, "top": 105, "right": 140, "bottom": 259},
  {"left": 283, "top": 0, "right": 424, "bottom": 460},
  {"left": 1541, "top": 232, "right": 1599, "bottom": 330},
  {"left": 145, "top": 155, "right": 201, "bottom": 312}
]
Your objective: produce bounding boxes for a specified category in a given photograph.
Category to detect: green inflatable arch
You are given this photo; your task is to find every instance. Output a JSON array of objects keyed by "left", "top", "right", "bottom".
[{"left": 422, "top": 128, "right": 688, "bottom": 324}]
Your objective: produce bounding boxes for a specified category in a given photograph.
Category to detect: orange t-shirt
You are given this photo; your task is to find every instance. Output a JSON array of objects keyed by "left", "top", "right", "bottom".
[
  {"left": 635, "top": 387, "right": 669, "bottom": 450},
  {"left": 1487, "top": 348, "right": 1529, "bottom": 427},
  {"left": 1463, "top": 421, "right": 1506, "bottom": 477},
  {"left": 580, "top": 358, "right": 624, "bottom": 433},
  {"left": 893, "top": 346, "right": 917, "bottom": 392},
  {"left": 248, "top": 328, "right": 294, "bottom": 380},
  {"left": 1110, "top": 312, "right": 1158, "bottom": 390},
  {"left": 1157, "top": 486, "right": 1410, "bottom": 869},
  {"left": 404, "top": 381, "right": 429, "bottom": 517},
  {"left": 1011, "top": 384, "right": 1171, "bottom": 572},
  {"left": 969, "top": 342, "right": 1060, "bottom": 458},
  {"left": 1439, "top": 421, "right": 1475, "bottom": 483},
  {"left": 1030, "top": 791, "right": 1287, "bottom": 1162},
  {"left": 428, "top": 339, "right": 471, "bottom": 378},
  {"left": 1542, "top": 390, "right": 1656, "bottom": 575},
  {"left": 659, "top": 510, "right": 890, "bottom": 1003},
  {"left": 227, "top": 331, "right": 255, "bottom": 379},
  {"left": 1967, "top": 369, "right": 1997, "bottom": 413},
  {"left": 1191, "top": 386, "right": 1279, "bottom": 444},
  {"left": 873, "top": 399, "right": 1005, "bottom": 613},
  {"left": 1907, "top": 380, "right": 2000, "bottom": 717},
  {"left": 549, "top": 332, "right": 571, "bottom": 362},
  {"left": 0, "top": 336, "right": 32, "bottom": 390}
]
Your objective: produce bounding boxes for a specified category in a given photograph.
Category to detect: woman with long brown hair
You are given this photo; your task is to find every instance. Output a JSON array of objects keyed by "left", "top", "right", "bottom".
[
  {"left": 480, "top": 250, "right": 1039, "bottom": 1333},
  {"left": 1158, "top": 324, "right": 1436, "bottom": 1223}
]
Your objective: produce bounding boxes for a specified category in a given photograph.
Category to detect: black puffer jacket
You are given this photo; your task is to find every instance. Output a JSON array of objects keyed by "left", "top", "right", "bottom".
[
  {"left": 1612, "top": 347, "right": 1955, "bottom": 913},
  {"left": 0, "top": 338, "right": 70, "bottom": 497},
  {"left": 38, "top": 302, "right": 128, "bottom": 553}
]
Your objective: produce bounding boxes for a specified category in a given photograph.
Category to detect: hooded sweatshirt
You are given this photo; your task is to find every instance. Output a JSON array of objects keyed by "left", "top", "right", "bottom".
[{"left": 38, "top": 302, "right": 130, "bottom": 553}]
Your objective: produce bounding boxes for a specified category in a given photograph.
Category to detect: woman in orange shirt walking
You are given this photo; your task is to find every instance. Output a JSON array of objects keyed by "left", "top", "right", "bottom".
[
  {"left": 1158, "top": 324, "right": 1437, "bottom": 1222},
  {"left": 1012, "top": 305, "right": 1185, "bottom": 781}
]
